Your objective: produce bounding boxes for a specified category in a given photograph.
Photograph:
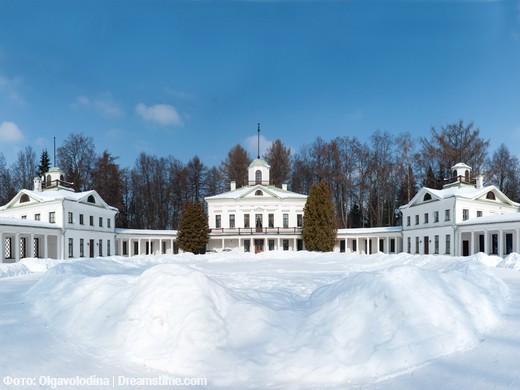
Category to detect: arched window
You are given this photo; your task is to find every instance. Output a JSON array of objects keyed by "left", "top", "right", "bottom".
[
  {"left": 465, "top": 170, "right": 470, "bottom": 181},
  {"left": 452, "top": 170, "right": 457, "bottom": 177},
  {"left": 20, "top": 194, "right": 30, "bottom": 203},
  {"left": 255, "top": 190, "right": 263, "bottom": 196},
  {"left": 255, "top": 170, "right": 262, "bottom": 185},
  {"left": 60, "top": 174, "right": 64, "bottom": 182},
  {"left": 423, "top": 193, "right": 432, "bottom": 201},
  {"left": 46, "top": 174, "right": 51, "bottom": 185},
  {"left": 486, "top": 191, "right": 496, "bottom": 200},
  {"left": 87, "top": 195, "right": 96, "bottom": 203}
]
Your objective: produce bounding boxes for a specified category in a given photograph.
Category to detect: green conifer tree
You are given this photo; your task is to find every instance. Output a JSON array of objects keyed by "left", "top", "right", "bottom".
[
  {"left": 177, "top": 202, "right": 209, "bottom": 254},
  {"left": 37, "top": 149, "right": 51, "bottom": 178},
  {"left": 302, "top": 179, "right": 337, "bottom": 251}
]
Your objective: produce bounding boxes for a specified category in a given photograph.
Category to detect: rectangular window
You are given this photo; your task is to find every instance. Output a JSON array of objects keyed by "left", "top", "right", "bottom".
[
  {"left": 229, "top": 214, "right": 235, "bottom": 228},
  {"left": 244, "top": 239, "right": 250, "bottom": 252},
  {"left": 68, "top": 212, "right": 73, "bottom": 224},
  {"left": 434, "top": 235, "right": 439, "bottom": 254},
  {"left": 107, "top": 218, "right": 111, "bottom": 228},
  {"left": 297, "top": 214, "right": 303, "bottom": 228},
  {"left": 506, "top": 233, "right": 513, "bottom": 255},
  {"left": 99, "top": 239, "right": 103, "bottom": 256},
  {"left": 463, "top": 209, "right": 469, "bottom": 221},
  {"left": 424, "top": 213, "right": 429, "bottom": 224},
  {"left": 492, "top": 234, "right": 498, "bottom": 255},
  {"left": 407, "top": 237, "right": 411, "bottom": 253},
  {"left": 268, "top": 239, "right": 275, "bottom": 251},
  {"left": 99, "top": 217, "right": 103, "bottom": 227},
  {"left": 445, "top": 209, "right": 450, "bottom": 221},
  {"left": 35, "top": 213, "right": 40, "bottom": 221},
  {"left": 68, "top": 238, "right": 73, "bottom": 258},
  {"left": 49, "top": 212, "right": 56, "bottom": 224},
  {"left": 434, "top": 211, "right": 439, "bottom": 223},
  {"left": 353, "top": 239, "right": 357, "bottom": 252},
  {"left": 415, "top": 215, "right": 419, "bottom": 225},
  {"left": 283, "top": 214, "right": 289, "bottom": 228},
  {"left": 244, "top": 214, "right": 250, "bottom": 228},
  {"left": 415, "top": 237, "right": 420, "bottom": 254},
  {"left": 215, "top": 215, "right": 221, "bottom": 229},
  {"left": 268, "top": 214, "right": 274, "bottom": 228},
  {"left": 283, "top": 239, "right": 289, "bottom": 251},
  {"left": 407, "top": 216, "right": 410, "bottom": 226},
  {"left": 90, "top": 216, "right": 94, "bottom": 226},
  {"left": 122, "top": 241, "right": 128, "bottom": 256},
  {"left": 107, "top": 240, "right": 111, "bottom": 256},
  {"left": 477, "top": 210, "right": 483, "bottom": 218},
  {"left": 80, "top": 214, "right": 84, "bottom": 225},
  {"left": 446, "top": 235, "right": 451, "bottom": 254},
  {"left": 390, "top": 239, "right": 395, "bottom": 253},
  {"left": 80, "top": 239, "right": 84, "bottom": 257}
]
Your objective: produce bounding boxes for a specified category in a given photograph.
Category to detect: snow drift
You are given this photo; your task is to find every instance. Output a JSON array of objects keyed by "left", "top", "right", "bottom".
[{"left": 26, "top": 252, "right": 508, "bottom": 388}]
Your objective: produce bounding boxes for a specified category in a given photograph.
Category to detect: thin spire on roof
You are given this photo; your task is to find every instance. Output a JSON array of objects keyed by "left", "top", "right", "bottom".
[{"left": 257, "top": 123, "right": 260, "bottom": 159}]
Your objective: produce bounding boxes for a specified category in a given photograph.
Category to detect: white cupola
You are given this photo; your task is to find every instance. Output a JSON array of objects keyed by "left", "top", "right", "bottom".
[
  {"left": 443, "top": 162, "right": 474, "bottom": 189},
  {"left": 43, "top": 167, "right": 74, "bottom": 191},
  {"left": 248, "top": 158, "right": 271, "bottom": 186}
]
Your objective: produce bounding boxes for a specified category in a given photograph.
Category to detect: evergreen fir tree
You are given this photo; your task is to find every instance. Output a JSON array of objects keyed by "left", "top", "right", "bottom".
[
  {"left": 302, "top": 179, "right": 337, "bottom": 252},
  {"left": 177, "top": 202, "right": 209, "bottom": 254},
  {"left": 37, "top": 149, "right": 51, "bottom": 178}
]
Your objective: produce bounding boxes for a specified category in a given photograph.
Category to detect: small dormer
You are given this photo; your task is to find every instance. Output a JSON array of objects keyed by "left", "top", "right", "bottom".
[
  {"left": 42, "top": 167, "right": 74, "bottom": 192},
  {"left": 443, "top": 162, "right": 475, "bottom": 189},
  {"left": 248, "top": 159, "right": 270, "bottom": 186}
]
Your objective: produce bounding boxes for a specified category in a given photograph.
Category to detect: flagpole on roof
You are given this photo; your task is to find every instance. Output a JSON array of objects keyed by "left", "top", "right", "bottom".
[{"left": 257, "top": 123, "right": 260, "bottom": 159}]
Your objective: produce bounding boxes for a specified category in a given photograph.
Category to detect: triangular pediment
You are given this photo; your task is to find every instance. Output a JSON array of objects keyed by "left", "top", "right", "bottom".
[
  {"left": 240, "top": 185, "right": 283, "bottom": 200},
  {"left": 402, "top": 188, "right": 441, "bottom": 209}
]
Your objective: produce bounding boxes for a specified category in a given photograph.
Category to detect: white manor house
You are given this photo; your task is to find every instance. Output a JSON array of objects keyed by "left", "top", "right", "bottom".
[{"left": 1, "top": 160, "right": 520, "bottom": 263}]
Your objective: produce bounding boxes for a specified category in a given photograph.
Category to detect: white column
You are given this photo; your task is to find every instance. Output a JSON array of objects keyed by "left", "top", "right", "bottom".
[
  {"left": 0, "top": 233, "right": 4, "bottom": 263},
  {"left": 484, "top": 231, "right": 489, "bottom": 254},
  {"left": 499, "top": 230, "right": 504, "bottom": 257},
  {"left": 14, "top": 233, "right": 20, "bottom": 262},
  {"left": 470, "top": 232, "right": 474, "bottom": 256},
  {"left": 29, "top": 234, "right": 35, "bottom": 258}
]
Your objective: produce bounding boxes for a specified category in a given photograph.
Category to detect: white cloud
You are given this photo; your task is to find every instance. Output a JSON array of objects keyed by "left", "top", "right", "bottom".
[
  {"left": 135, "top": 103, "right": 183, "bottom": 126},
  {"left": 72, "top": 93, "right": 124, "bottom": 118},
  {"left": 246, "top": 133, "right": 272, "bottom": 159},
  {"left": 0, "top": 74, "right": 25, "bottom": 104},
  {"left": 0, "top": 121, "right": 24, "bottom": 143}
]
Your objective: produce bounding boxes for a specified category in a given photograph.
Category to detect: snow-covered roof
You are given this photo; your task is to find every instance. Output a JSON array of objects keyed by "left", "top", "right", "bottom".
[
  {"left": 400, "top": 184, "right": 520, "bottom": 210},
  {"left": 337, "top": 226, "right": 402, "bottom": 235},
  {"left": 205, "top": 184, "right": 307, "bottom": 201},
  {"left": 116, "top": 228, "right": 178, "bottom": 236},
  {"left": 0, "top": 216, "right": 60, "bottom": 230},
  {"left": 458, "top": 211, "right": 520, "bottom": 227},
  {"left": 0, "top": 189, "right": 118, "bottom": 212}
]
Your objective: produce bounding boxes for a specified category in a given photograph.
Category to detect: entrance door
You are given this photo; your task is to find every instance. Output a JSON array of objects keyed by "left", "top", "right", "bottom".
[
  {"left": 89, "top": 239, "right": 95, "bottom": 257},
  {"left": 462, "top": 240, "right": 469, "bottom": 256},
  {"left": 254, "top": 239, "right": 264, "bottom": 253},
  {"left": 423, "top": 236, "right": 429, "bottom": 255}
]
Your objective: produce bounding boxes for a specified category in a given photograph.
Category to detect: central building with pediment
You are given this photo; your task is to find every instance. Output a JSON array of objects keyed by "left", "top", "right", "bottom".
[{"left": 205, "top": 157, "right": 307, "bottom": 253}]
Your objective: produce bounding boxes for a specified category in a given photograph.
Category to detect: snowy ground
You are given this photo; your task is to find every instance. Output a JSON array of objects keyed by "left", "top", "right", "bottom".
[{"left": 1, "top": 251, "right": 520, "bottom": 389}]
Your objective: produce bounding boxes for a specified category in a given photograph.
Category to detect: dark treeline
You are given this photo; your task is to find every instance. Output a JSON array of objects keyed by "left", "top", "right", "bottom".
[{"left": 2, "top": 120, "right": 519, "bottom": 229}]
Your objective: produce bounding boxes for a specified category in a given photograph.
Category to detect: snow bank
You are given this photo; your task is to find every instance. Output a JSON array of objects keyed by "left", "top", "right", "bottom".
[
  {"left": 26, "top": 253, "right": 508, "bottom": 388},
  {"left": 0, "top": 262, "right": 31, "bottom": 279},
  {"left": 498, "top": 252, "right": 520, "bottom": 271}
]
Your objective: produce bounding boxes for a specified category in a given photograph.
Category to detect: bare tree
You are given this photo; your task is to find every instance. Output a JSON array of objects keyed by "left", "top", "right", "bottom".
[
  {"left": 186, "top": 156, "right": 206, "bottom": 202},
  {"left": 0, "top": 153, "right": 15, "bottom": 204},
  {"left": 221, "top": 144, "right": 251, "bottom": 188},
  {"left": 486, "top": 144, "right": 520, "bottom": 201},
  {"left": 264, "top": 139, "right": 291, "bottom": 188},
  {"left": 11, "top": 146, "right": 37, "bottom": 191},
  {"left": 57, "top": 133, "right": 96, "bottom": 192},
  {"left": 420, "top": 120, "right": 489, "bottom": 178}
]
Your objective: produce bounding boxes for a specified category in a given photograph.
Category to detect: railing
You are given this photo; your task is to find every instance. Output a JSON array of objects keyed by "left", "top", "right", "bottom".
[
  {"left": 209, "top": 227, "right": 303, "bottom": 235},
  {"left": 443, "top": 175, "right": 476, "bottom": 186},
  {"left": 42, "top": 179, "right": 75, "bottom": 190}
]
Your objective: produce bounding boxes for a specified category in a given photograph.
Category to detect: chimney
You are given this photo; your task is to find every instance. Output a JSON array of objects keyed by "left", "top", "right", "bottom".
[
  {"left": 33, "top": 177, "right": 42, "bottom": 192},
  {"left": 230, "top": 181, "right": 236, "bottom": 191},
  {"left": 476, "top": 175, "right": 484, "bottom": 189},
  {"left": 282, "top": 183, "right": 288, "bottom": 191}
]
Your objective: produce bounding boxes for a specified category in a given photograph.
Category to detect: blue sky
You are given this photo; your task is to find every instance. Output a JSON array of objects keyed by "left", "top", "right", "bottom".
[{"left": 0, "top": 0, "right": 519, "bottom": 169}]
